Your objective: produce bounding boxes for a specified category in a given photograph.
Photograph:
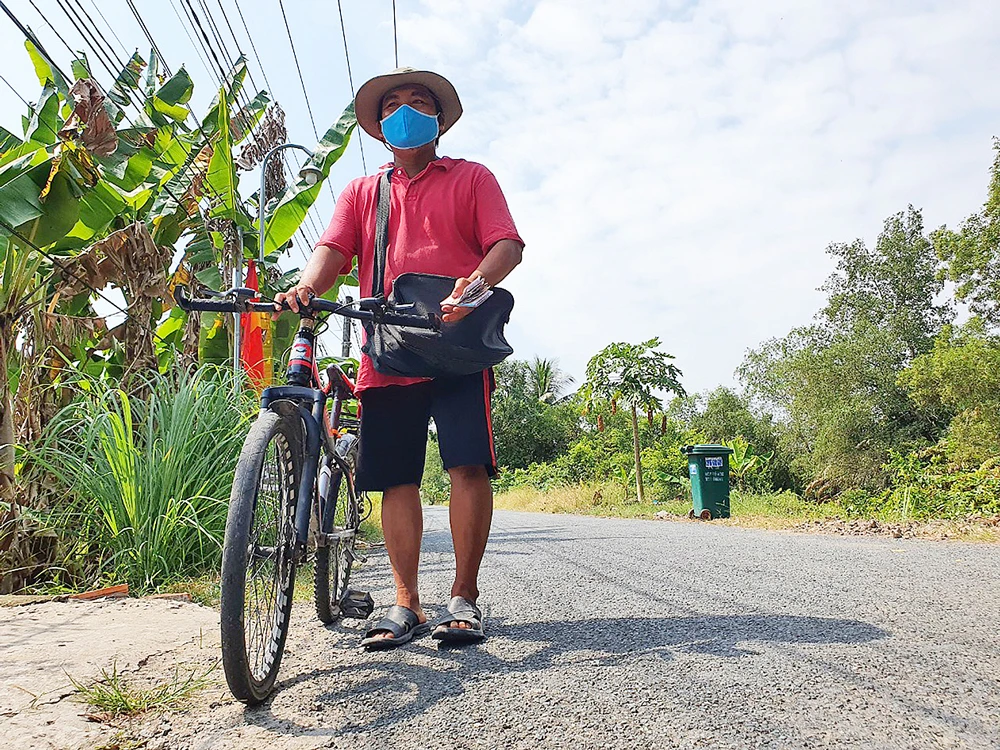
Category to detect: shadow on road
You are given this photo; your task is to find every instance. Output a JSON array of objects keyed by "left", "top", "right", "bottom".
[{"left": 246, "top": 613, "right": 888, "bottom": 736}]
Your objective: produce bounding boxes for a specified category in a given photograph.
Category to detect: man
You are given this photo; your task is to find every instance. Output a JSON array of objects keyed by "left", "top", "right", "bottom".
[{"left": 275, "top": 68, "right": 523, "bottom": 648}]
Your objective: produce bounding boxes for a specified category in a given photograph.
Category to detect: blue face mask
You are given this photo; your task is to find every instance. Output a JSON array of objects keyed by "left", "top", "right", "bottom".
[{"left": 380, "top": 105, "right": 440, "bottom": 150}]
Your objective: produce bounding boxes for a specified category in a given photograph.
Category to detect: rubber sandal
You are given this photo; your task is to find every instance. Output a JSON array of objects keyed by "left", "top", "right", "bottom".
[
  {"left": 431, "top": 596, "right": 485, "bottom": 644},
  {"left": 360, "top": 605, "right": 429, "bottom": 651}
]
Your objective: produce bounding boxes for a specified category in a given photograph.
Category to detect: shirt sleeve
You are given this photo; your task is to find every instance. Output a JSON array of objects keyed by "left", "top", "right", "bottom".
[
  {"left": 472, "top": 167, "right": 525, "bottom": 253},
  {"left": 315, "top": 179, "right": 360, "bottom": 268}
]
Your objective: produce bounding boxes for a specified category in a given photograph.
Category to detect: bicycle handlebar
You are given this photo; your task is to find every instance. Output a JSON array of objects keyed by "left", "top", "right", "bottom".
[{"left": 172, "top": 286, "right": 440, "bottom": 331}]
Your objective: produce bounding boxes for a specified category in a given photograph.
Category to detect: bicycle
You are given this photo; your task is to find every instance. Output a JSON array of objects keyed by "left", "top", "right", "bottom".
[{"left": 175, "top": 285, "right": 439, "bottom": 704}]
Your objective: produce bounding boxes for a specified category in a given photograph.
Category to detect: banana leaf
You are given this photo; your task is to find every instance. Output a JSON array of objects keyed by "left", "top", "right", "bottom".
[
  {"left": 22, "top": 165, "right": 82, "bottom": 247},
  {"left": 25, "top": 40, "right": 69, "bottom": 97},
  {"left": 260, "top": 103, "right": 357, "bottom": 255},
  {"left": 205, "top": 89, "right": 236, "bottom": 219},
  {"left": 140, "top": 67, "right": 195, "bottom": 129},
  {"left": 63, "top": 179, "right": 128, "bottom": 244},
  {"left": 0, "top": 126, "right": 21, "bottom": 156},
  {"left": 72, "top": 52, "right": 91, "bottom": 81},
  {"left": 200, "top": 59, "right": 247, "bottom": 140},
  {"left": 26, "top": 84, "right": 61, "bottom": 145},
  {"left": 109, "top": 52, "right": 146, "bottom": 109},
  {"left": 231, "top": 90, "right": 270, "bottom": 147},
  {"left": 0, "top": 159, "right": 45, "bottom": 228}
]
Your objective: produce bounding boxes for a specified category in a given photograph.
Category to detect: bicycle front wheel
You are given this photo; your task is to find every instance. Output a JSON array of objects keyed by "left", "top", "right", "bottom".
[
  {"left": 220, "top": 410, "right": 301, "bottom": 704},
  {"left": 314, "top": 437, "right": 359, "bottom": 624}
]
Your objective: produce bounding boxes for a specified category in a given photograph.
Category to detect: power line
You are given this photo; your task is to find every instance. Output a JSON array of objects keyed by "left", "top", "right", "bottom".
[
  {"left": 0, "top": 71, "right": 31, "bottom": 108},
  {"left": 275, "top": 0, "right": 340, "bottom": 203},
  {"left": 180, "top": 0, "right": 230, "bottom": 84},
  {"left": 85, "top": 0, "right": 130, "bottom": 60},
  {"left": 53, "top": 0, "right": 122, "bottom": 86},
  {"left": 392, "top": 0, "right": 399, "bottom": 68},
  {"left": 26, "top": 0, "right": 77, "bottom": 70},
  {"left": 336, "top": 0, "right": 367, "bottom": 174},
  {"left": 166, "top": 0, "right": 218, "bottom": 85},
  {"left": 127, "top": 0, "right": 173, "bottom": 76},
  {"left": 229, "top": 0, "right": 273, "bottom": 94},
  {"left": 276, "top": 0, "right": 318, "bottom": 141}
]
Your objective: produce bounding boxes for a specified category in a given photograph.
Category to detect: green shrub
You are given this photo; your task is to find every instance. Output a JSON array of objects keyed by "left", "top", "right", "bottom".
[
  {"left": 842, "top": 449, "right": 1000, "bottom": 520},
  {"left": 31, "top": 366, "right": 255, "bottom": 593}
]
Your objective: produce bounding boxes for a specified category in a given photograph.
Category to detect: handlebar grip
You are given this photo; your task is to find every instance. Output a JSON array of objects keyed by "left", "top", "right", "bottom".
[{"left": 173, "top": 286, "right": 235, "bottom": 313}]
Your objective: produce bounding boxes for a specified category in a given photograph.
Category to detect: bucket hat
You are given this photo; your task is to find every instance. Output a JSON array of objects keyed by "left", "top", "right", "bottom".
[{"left": 355, "top": 67, "right": 462, "bottom": 140}]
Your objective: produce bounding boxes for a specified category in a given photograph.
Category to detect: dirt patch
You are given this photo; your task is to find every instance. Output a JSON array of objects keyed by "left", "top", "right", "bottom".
[
  {"left": 652, "top": 510, "right": 1000, "bottom": 542},
  {"left": 0, "top": 597, "right": 222, "bottom": 750},
  {"left": 788, "top": 516, "right": 1000, "bottom": 541}
]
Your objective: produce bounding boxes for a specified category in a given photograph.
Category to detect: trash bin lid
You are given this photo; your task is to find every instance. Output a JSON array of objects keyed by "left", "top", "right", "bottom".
[{"left": 680, "top": 444, "right": 735, "bottom": 456}]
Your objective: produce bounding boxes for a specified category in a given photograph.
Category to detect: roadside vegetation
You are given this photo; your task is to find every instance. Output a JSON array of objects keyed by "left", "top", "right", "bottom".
[
  {"left": 70, "top": 662, "right": 216, "bottom": 718},
  {"left": 430, "top": 144, "right": 1000, "bottom": 534},
  {"left": 2, "top": 45, "right": 999, "bottom": 602}
]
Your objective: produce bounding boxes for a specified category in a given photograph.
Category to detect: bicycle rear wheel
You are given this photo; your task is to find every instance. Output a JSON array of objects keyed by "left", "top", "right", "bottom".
[
  {"left": 221, "top": 410, "right": 301, "bottom": 704},
  {"left": 314, "top": 437, "right": 359, "bottom": 624}
]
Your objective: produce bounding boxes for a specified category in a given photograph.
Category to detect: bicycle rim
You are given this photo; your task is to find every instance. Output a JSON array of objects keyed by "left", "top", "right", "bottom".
[
  {"left": 314, "top": 446, "right": 359, "bottom": 623},
  {"left": 221, "top": 411, "right": 300, "bottom": 703}
]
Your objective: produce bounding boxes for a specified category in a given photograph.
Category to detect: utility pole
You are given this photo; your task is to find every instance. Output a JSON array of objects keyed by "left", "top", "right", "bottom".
[{"left": 341, "top": 295, "right": 352, "bottom": 358}]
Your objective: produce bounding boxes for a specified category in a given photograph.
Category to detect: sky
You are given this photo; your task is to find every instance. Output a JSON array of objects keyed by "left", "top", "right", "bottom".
[{"left": 2, "top": 0, "right": 999, "bottom": 396}]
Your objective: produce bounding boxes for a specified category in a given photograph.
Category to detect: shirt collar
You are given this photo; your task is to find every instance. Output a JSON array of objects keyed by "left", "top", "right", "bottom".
[{"left": 379, "top": 156, "right": 454, "bottom": 175}]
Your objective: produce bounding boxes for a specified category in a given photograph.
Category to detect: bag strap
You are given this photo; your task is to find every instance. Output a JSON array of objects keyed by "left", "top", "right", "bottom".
[{"left": 372, "top": 168, "right": 392, "bottom": 298}]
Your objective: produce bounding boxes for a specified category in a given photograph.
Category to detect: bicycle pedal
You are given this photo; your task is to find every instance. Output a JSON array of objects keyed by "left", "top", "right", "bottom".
[{"left": 339, "top": 589, "right": 374, "bottom": 619}]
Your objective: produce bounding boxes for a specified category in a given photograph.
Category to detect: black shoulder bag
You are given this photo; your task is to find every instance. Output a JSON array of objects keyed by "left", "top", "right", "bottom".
[{"left": 361, "top": 169, "right": 515, "bottom": 378}]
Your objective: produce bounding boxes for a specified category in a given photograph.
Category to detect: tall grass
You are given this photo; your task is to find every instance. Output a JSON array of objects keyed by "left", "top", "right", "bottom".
[{"left": 32, "top": 367, "right": 255, "bottom": 594}]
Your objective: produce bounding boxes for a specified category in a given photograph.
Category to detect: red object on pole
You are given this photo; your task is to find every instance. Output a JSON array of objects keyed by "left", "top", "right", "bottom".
[{"left": 240, "top": 260, "right": 271, "bottom": 391}]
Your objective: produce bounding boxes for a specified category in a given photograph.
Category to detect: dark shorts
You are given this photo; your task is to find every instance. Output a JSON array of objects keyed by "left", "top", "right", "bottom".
[{"left": 355, "top": 370, "right": 497, "bottom": 492}]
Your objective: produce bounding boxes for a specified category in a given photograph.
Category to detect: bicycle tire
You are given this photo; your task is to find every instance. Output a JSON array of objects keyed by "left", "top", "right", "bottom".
[
  {"left": 220, "top": 410, "right": 302, "bottom": 704},
  {"left": 314, "top": 438, "right": 359, "bottom": 624}
]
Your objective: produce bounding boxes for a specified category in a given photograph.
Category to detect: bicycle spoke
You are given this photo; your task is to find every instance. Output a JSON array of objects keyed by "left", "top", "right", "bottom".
[{"left": 242, "top": 433, "right": 294, "bottom": 682}]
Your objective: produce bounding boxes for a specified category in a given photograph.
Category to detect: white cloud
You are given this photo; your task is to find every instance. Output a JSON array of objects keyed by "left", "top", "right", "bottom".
[{"left": 395, "top": 0, "right": 1000, "bottom": 396}]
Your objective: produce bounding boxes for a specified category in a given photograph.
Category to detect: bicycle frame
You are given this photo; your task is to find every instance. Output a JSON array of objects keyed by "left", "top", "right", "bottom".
[
  {"left": 171, "top": 284, "right": 438, "bottom": 560},
  {"left": 260, "top": 323, "right": 358, "bottom": 563}
]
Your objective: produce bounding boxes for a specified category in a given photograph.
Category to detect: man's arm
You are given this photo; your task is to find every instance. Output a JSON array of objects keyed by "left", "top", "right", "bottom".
[
  {"left": 274, "top": 244, "right": 350, "bottom": 314},
  {"left": 440, "top": 239, "right": 523, "bottom": 323}
]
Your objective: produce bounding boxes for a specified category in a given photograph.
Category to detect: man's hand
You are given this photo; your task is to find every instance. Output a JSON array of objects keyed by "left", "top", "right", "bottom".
[
  {"left": 440, "top": 277, "right": 476, "bottom": 323},
  {"left": 273, "top": 282, "right": 317, "bottom": 318}
]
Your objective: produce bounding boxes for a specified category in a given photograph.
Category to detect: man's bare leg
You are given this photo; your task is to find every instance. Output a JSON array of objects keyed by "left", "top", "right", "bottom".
[
  {"left": 446, "top": 465, "right": 492, "bottom": 629},
  {"left": 372, "top": 483, "right": 426, "bottom": 641}
]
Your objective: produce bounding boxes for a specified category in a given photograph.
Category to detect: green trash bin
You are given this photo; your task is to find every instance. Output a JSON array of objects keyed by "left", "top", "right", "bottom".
[{"left": 681, "top": 444, "right": 735, "bottom": 520}]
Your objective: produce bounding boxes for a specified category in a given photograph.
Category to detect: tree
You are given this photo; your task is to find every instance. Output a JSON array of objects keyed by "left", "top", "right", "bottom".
[
  {"left": 739, "top": 206, "right": 954, "bottom": 490},
  {"left": 821, "top": 206, "right": 951, "bottom": 357},
  {"left": 528, "top": 356, "right": 574, "bottom": 403},
  {"left": 582, "top": 339, "right": 685, "bottom": 503},
  {"left": 899, "top": 322, "right": 1000, "bottom": 467},
  {"left": 934, "top": 139, "right": 1000, "bottom": 329},
  {"left": 490, "top": 359, "right": 580, "bottom": 470}
]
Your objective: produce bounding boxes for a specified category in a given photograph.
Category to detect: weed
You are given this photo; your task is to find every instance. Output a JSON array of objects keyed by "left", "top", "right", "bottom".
[{"left": 69, "top": 661, "right": 217, "bottom": 717}]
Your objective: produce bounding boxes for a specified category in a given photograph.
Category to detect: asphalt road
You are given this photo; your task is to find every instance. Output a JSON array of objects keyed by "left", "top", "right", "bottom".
[{"left": 150, "top": 508, "right": 1000, "bottom": 749}]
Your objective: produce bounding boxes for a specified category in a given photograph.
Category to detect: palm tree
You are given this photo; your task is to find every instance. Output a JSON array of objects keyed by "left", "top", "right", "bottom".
[{"left": 529, "top": 356, "right": 575, "bottom": 404}]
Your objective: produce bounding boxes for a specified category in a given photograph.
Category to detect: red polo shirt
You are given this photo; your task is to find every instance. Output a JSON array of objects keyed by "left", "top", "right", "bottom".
[{"left": 316, "top": 156, "right": 524, "bottom": 393}]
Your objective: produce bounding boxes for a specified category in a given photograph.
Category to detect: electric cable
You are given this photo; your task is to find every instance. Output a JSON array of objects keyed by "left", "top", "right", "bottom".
[
  {"left": 275, "top": 0, "right": 339, "bottom": 203},
  {"left": 85, "top": 0, "right": 130, "bottom": 60},
  {"left": 392, "top": 0, "right": 399, "bottom": 67},
  {"left": 53, "top": 0, "right": 123, "bottom": 86},
  {"left": 126, "top": 0, "right": 173, "bottom": 76},
  {"left": 229, "top": 0, "right": 274, "bottom": 94},
  {"left": 336, "top": 0, "right": 367, "bottom": 174}
]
